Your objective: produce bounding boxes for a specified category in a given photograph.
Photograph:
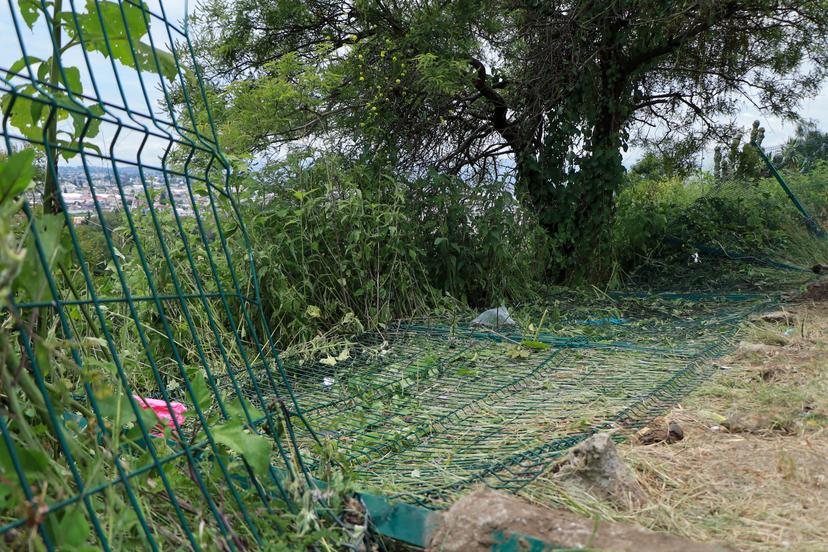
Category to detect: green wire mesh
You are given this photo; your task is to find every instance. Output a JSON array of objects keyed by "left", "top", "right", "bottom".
[
  {"left": 1, "top": 2, "right": 825, "bottom": 551},
  {"left": 255, "top": 292, "right": 772, "bottom": 508},
  {"left": 0, "top": 2, "right": 319, "bottom": 549}
]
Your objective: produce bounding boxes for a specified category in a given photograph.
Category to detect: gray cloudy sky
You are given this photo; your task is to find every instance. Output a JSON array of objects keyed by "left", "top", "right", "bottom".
[
  {"left": 744, "top": 87, "right": 828, "bottom": 147},
  {"left": 3, "top": 1, "right": 828, "bottom": 169}
]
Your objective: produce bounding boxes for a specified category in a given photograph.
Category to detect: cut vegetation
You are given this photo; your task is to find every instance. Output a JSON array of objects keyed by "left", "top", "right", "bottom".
[{"left": 519, "top": 291, "right": 828, "bottom": 551}]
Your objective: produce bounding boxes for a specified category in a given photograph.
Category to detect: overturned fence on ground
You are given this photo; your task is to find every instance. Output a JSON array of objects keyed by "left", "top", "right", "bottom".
[{"left": 1, "top": 1, "right": 824, "bottom": 550}]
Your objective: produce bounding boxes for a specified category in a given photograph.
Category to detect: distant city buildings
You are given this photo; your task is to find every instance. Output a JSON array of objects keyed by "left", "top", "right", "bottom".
[{"left": 47, "top": 166, "right": 210, "bottom": 216}]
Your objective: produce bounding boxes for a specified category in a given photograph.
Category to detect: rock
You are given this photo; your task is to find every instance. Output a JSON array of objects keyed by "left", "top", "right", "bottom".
[
  {"left": 427, "top": 488, "right": 733, "bottom": 552},
  {"left": 758, "top": 310, "right": 794, "bottom": 325},
  {"left": 635, "top": 420, "right": 685, "bottom": 445},
  {"left": 553, "top": 432, "right": 647, "bottom": 509},
  {"left": 721, "top": 412, "right": 769, "bottom": 434}
]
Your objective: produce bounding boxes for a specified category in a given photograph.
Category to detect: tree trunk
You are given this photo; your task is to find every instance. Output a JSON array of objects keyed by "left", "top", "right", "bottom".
[
  {"left": 509, "top": 107, "right": 626, "bottom": 284},
  {"left": 43, "top": 0, "right": 63, "bottom": 215}
]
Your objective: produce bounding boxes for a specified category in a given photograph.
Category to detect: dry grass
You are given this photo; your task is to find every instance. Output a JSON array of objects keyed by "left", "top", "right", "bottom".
[
  {"left": 621, "top": 299, "right": 828, "bottom": 551},
  {"left": 518, "top": 298, "right": 828, "bottom": 551}
]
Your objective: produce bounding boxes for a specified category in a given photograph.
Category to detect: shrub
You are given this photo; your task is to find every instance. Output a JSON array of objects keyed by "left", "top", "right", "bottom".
[
  {"left": 236, "top": 154, "right": 551, "bottom": 346},
  {"left": 612, "top": 167, "right": 828, "bottom": 287}
]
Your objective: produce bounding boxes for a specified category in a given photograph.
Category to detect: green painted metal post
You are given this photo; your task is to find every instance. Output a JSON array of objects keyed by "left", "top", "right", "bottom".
[{"left": 751, "top": 141, "right": 827, "bottom": 237}]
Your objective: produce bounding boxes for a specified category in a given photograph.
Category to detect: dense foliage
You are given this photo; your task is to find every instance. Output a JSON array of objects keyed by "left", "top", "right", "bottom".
[
  {"left": 3, "top": 0, "right": 828, "bottom": 550},
  {"left": 194, "top": 0, "right": 828, "bottom": 280},
  {"left": 615, "top": 162, "right": 828, "bottom": 287},
  {"left": 776, "top": 121, "right": 828, "bottom": 171},
  {"left": 234, "top": 153, "right": 550, "bottom": 345}
]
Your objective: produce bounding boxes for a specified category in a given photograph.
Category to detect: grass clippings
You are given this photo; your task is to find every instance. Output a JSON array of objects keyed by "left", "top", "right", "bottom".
[{"left": 522, "top": 299, "right": 828, "bottom": 551}]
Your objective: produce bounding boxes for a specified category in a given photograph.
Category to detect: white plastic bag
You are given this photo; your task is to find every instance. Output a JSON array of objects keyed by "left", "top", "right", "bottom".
[{"left": 471, "top": 306, "right": 516, "bottom": 327}]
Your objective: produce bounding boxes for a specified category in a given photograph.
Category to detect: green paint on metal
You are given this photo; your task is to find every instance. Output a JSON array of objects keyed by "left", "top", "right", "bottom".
[
  {"left": 360, "top": 492, "right": 441, "bottom": 548},
  {"left": 0, "top": 1, "right": 315, "bottom": 549},
  {"left": 752, "top": 140, "right": 827, "bottom": 237},
  {"left": 491, "top": 530, "right": 588, "bottom": 551}
]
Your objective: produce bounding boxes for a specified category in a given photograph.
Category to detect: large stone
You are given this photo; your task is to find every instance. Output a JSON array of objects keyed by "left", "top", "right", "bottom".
[
  {"left": 553, "top": 432, "right": 647, "bottom": 509},
  {"left": 427, "top": 488, "right": 732, "bottom": 552}
]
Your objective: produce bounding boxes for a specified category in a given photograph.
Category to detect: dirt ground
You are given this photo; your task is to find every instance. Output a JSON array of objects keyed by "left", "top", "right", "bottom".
[
  {"left": 622, "top": 297, "right": 828, "bottom": 551},
  {"left": 512, "top": 294, "right": 828, "bottom": 551}
]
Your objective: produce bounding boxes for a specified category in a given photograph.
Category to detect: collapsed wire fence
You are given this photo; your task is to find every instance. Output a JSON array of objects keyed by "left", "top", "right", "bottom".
[
  {"left": 252, "top": 291, "right": 779, "bottom": 508},
  {"left": 0, "top": 2, "right": 325, "bottom": 550},
  {"left": 1, "top": 1, "right": 826, "bottom": 551}
]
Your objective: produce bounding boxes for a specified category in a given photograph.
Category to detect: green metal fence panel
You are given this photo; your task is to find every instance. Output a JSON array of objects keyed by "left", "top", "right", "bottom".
[
  {"left": 260, "top": 292, "right": 776, "bottom": 509},
  {"left": 0, "top": 1, "right": 318, "bottom": 549},
  {"left": 2, "top": 2, "right": 824, "bottom": 551}
]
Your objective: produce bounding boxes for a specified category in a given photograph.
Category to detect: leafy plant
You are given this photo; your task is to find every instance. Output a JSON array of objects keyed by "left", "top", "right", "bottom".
[{"left": 4, "top": 0, "right": 176, "bottom": 212}]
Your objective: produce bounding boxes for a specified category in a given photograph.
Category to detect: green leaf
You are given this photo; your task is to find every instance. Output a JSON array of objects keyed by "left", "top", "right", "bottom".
[
  {"left": 2, "top": 92, "right": 35, "bottom": 141},
  {"left": 64, "top": 1, "right": 177, "bottom": 80},
  {"left": 69, "top": 103, "right": 104, "bottom": 141},
  {"left": 136, "top": 42, "right": 178, "bottom": 80},
  {"left": 226, "top": 396, "right": 265, "bottom": 422},
  {"left": 188, "top": 368, "right": 212, "bottom": 413},
  {"left": 80, "top": 142, "right": 103, "bottom": 156},
  {"left": 123, "top": 407, "right": 162, "bottom": 442},
  {"left": 0, "top": 438, "right": 50, "bottom": 481},
  {"left": 6, "top": 56, "right": 42, "bottom": 78},
  {"left": 17, "top": 0, "right": 42, "bottom": 29},
  {"left": 211, "top": 419, "right": 272, "bottom": 478},
  {"left": 520, "top": 339, "right": 551, "bottom": 350},
  {"left": 62, "top": 65, "right": 84, "bottom": 96},
  {"left": 97, "top": 387, "right": 137, "bottom": 428},
  {"left": 16, "top": 214, "right": 67, "bottom": 303},
  {"left": 0, "top": 149, "right": 36, "bottom": 204},
  {"left": 58, "top": 507, "right": 90, "bottom": 548},
  {"left": 2, "top": 86, "right": 69, "bottom": 142}
]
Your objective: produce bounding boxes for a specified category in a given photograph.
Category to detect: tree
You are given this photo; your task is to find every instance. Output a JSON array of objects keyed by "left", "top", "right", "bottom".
[
  {"left": 777, "top": 120, "right": 828, "bottom": 171},
  {"left": 195, "top": 0, "right": 828, "bottom": 281}
]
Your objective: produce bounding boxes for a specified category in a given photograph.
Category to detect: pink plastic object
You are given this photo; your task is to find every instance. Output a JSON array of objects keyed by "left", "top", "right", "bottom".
[{"left": 133, "top": 395, "right": 187, "bottom": 436}]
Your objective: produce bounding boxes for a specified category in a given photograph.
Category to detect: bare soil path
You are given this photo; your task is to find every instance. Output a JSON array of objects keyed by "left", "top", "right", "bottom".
[
  {"left": 510, "top": 294, "right": 828, "bottom": 551},
  {"left": 620, "top": 298, "right": 828, "bottom": 551}
]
